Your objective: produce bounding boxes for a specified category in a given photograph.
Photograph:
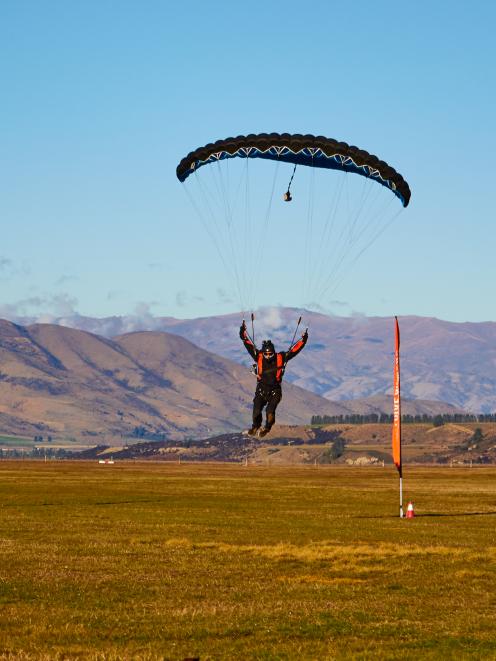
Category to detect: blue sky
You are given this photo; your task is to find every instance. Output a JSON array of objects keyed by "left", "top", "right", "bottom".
[{"left": 1, "top": 1, "right": 495, "bottom": 323}]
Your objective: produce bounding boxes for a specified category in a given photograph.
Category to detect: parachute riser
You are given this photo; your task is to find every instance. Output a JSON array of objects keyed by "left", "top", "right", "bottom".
[
  {"left": 241, "top": 317, "right": 257, "bottom": 350},
  {"left": 287, "top": 316, "right": 302, "bottom": 353},
  {"left": 280, "top": 316, "right": 305, "bottom": 377}
]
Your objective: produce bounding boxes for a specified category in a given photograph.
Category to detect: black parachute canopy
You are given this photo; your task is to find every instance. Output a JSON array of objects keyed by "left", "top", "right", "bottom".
[{"left": 176, "top": 132, "right": 411, "bottom": 207}]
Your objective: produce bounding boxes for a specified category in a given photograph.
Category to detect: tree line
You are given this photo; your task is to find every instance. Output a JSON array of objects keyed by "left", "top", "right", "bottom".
[
  {"left": 1, "top": 447, "right": 70, "bottom": 458},
  {"left": 311, "top": 413, "right": 496, "bottom": 426}
]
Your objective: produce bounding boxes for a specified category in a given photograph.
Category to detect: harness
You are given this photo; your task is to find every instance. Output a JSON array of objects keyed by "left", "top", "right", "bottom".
[{"left": 257, "top": 352, "right": 284, "bottom": 383}]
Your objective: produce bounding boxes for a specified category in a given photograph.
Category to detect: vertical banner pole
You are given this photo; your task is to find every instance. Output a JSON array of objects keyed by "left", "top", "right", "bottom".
[
  {"left": 392, "top": 316, "right": 404, "bottom": 518},
  {"left": 399, "top": 472, "right": 403, "bottom": 519}
]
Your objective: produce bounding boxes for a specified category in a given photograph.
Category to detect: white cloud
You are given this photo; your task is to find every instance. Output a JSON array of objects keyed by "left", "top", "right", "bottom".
[
  {"left": 134, "top": 301, "right": 158, "bottom": 317},
  {"left": 249, "top": 306, "right": 297, "bottom": 350},
  {"left": 49, "top": 293, "right": 79, "bottom": 317},
  {"left": 175, "top": 290, "right": 204, "bottom": 308},
  {"left": 106, "top": 290, "right": 122, "bottom": 301},
  {"left": 216, "top": 288, "right": 233, "bottom": 305},
  {"left": 0, "top": 257, "right": 30, "bottom": 280},
  {"left": 55, "top": 275, "right": 78, "bottom": 286},
  {"left": 0, "top": 257, "right": 12, "bottom": 272},
  {"left": 350, "top": 310, "right": 369, "bottom": 329},
  {"left": 303, "top": 301, "right": 328, "bottom": 313},
  {"left": 176, "top": 290, "right": 188, "bottom": 307},
  {"left": 256, "top": 306, "right": 284, "bottom": 331},
  {"left": 0, "top": 256, "right": 28, "bottom": 280},
  {"left": 0, "top": 293, "right": 79, "bottom": 323},
  {"left": 0, "top": 302, "right": 26, "bottom": 319}
]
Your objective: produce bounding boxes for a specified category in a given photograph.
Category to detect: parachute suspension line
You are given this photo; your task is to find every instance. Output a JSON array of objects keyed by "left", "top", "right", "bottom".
[
  {"left": 251, "top": 312, "right": 256, "bottom": 349},
  {"left": 343, "top": 194, "right": 400, "bottom": 289},
  {"left": 317, "top": 173, "right": 358, "bottom": 298},
  {"left": 218, "top": 157, "right": 252, "bottom": 308},
  {"left": 193, "top": 168, "right": 246, "bottom": 312},
  {"left": 307, "top": 169, "right": 396, "bottom": 307},
  {"left": 326, "top": 175, "right": 376, "bottom": 286},
  {"left": 302, "top": 162, "right": 316, "bottom": 306},
  {"left": 250, "top": 160, "right": 280, "bottom": 308},
  {"left": 319, "top": 206, "right": 403, "bottom": 301},
  {"left": 193, "top": 166, "right": 224, "bottom": 236},
  {"left": 220, "top": 157, "right": 252, "bottom": 308},
  {"left": 309, "top": 170, "right": 346, "bottom": 304},
  {"left": 217, "top": 156, "right": 249, "bottom": 307},
  {"left": 354, "top": 203, "right": 402, "bottom": 265},
  {"left": 316, "top": 196, "right": 401, "bottom": 303},
  {"left": 307, "top": 164, "right": 317, "bottom": 303},
  {"left": 214, "top": 160, "right": 249, "bottom": 311},
  {"left": 309, "top": 170, "right": 371, "bottom": 307},
  {"left": 314, "top": 182, "right": 370, "bottom": 302},
  {"left": 187, "top": 173, "right": 229, "bottom": 264},
  {"left": 344, "top": 181, "right": 395, "bottom": 257},
  {"left": 346, "top": 174, "right": 375, "bottom": 246},
  {"left": 284, "top": 163, "right": 297, "bottom": 201},
  {"left": 243, "top": 159, "right": 253, "bottom": 310},
  {"left": 182, "top": 181, "right": 240, "bottom": 305},
  {"left": 332, "top": 180, "right": 397, "bottom": 282},
  {"left": 201, "top": 164, "right": 245, "bottom": 310}
]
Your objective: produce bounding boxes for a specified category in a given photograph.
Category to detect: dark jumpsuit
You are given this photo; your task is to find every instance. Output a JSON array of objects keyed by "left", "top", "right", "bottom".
[{"left": 240, "top": 327, "right": 307, "bottom": 431}]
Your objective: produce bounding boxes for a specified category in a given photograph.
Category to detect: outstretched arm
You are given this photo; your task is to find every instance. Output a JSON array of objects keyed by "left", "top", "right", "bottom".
[
  {"left": 239, "top": 321, "right": 257, "bottom": 360},
  {"left": 284, "top": 329, "right": 308, "bottom": 363}
]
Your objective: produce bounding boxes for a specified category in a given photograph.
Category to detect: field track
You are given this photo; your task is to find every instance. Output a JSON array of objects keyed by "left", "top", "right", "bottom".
[{"left": 1, "top": 462, "right": 496, "bottom": 660}]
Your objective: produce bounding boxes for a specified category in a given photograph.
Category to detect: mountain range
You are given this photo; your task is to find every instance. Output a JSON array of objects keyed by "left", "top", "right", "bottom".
[
  {"left": 14, "top": 307, "right": 496, "bottom": 412},
  {"left": 0, "top": 320, "right": 338, "bottom": 440},
  {"left": 0, "top": 317, "right": 465, "bottom": 441}
]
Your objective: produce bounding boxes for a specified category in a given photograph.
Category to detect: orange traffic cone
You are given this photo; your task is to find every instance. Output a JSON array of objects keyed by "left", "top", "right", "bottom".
[{"left": 406, "top": 501, "right": 415, "bottom": 518}]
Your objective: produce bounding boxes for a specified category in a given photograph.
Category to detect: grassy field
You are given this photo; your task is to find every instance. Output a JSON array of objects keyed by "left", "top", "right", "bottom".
[
  {"left": 0, "top": 434, "right": 34, "bottom": 447},
  {"left": 0, "top": 435, "right": 88, "bottom": 453},
  {"left": 1, "top": 462, "right": 496, "bottom": 660}
]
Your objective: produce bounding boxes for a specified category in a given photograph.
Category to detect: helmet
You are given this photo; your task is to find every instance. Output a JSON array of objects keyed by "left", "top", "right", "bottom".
[{"left": 261, "top": 340, "right": 275, "bottom": 354}]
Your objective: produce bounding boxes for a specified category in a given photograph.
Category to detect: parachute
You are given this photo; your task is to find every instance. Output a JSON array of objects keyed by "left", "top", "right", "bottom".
[
  {"left": 176, "top": 132, "right": 410, "bottom": 313},
  {"left": 177, "top": 133, "right": 410, "bottom": 207}
]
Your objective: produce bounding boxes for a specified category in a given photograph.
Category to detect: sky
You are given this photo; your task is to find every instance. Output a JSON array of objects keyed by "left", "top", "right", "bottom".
[{"left": 1, "top": 1, "right": 495, "bottom": 324}]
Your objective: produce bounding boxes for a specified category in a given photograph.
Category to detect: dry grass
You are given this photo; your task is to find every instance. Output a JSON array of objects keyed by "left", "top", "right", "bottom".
[{"left": 1, "top": 462, "right": 496, "bottom": 659}]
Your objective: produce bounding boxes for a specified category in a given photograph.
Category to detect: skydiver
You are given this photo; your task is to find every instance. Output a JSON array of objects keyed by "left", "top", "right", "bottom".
[{"left": 239, "top": 321, "right": 308, "bottom": 437}]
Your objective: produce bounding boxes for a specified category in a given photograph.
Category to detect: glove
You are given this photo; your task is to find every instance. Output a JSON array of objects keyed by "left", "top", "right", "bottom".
[
  {"left": 302, "top": 329, "right": 308, "bottom": 342},
  {"left": 239, "top": 321, "right": 246, "bottom": 339}
]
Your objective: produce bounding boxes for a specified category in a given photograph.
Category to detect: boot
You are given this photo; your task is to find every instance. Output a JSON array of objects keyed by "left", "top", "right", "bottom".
[{"left": 247, "top": 426, "right": 259, "bottom": 436}]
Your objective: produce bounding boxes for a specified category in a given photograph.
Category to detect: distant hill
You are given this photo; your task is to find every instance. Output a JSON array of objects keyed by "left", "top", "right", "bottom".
[
  {"left": 0, "top": 319, "right": 465, "bottom": 441},
  {"left": 71, "top": 422, "right": 496, "bottom": 465},
  {"left": 0, "top": 320, "right": 337, "bottom": 440},
  {"left": 331, "top": 395, "right": 464, "bottom": 417},
  {"left": 13, "top": 307, "right": 495, "bottom": 412},
  {"left": 144, "top": 309, "right": 496, "bottom": 413}
]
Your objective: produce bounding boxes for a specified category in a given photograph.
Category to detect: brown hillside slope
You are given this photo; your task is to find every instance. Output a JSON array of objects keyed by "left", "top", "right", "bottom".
[
  {"left": 0, "top": 322, "right": 335, "bottom": 440},
  {"left": 11, "top": 308, "right": 496, "bottom": 411},
  {"left": 114, "top": 331, "right": 349, "bottom": 433}
]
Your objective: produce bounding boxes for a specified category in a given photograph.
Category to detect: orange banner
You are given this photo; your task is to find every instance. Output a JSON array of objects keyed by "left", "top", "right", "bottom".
[{"left": 392, "top": 316, "right": 401, "bottom": 472}]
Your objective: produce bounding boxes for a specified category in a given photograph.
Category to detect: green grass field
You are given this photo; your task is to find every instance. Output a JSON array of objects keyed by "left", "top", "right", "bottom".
[
  {"left": 0, "top": 434, "right": 34, "bottom": 447},
  {"left": 1, "top": 462, "right": 496, "bottom": 660}
]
